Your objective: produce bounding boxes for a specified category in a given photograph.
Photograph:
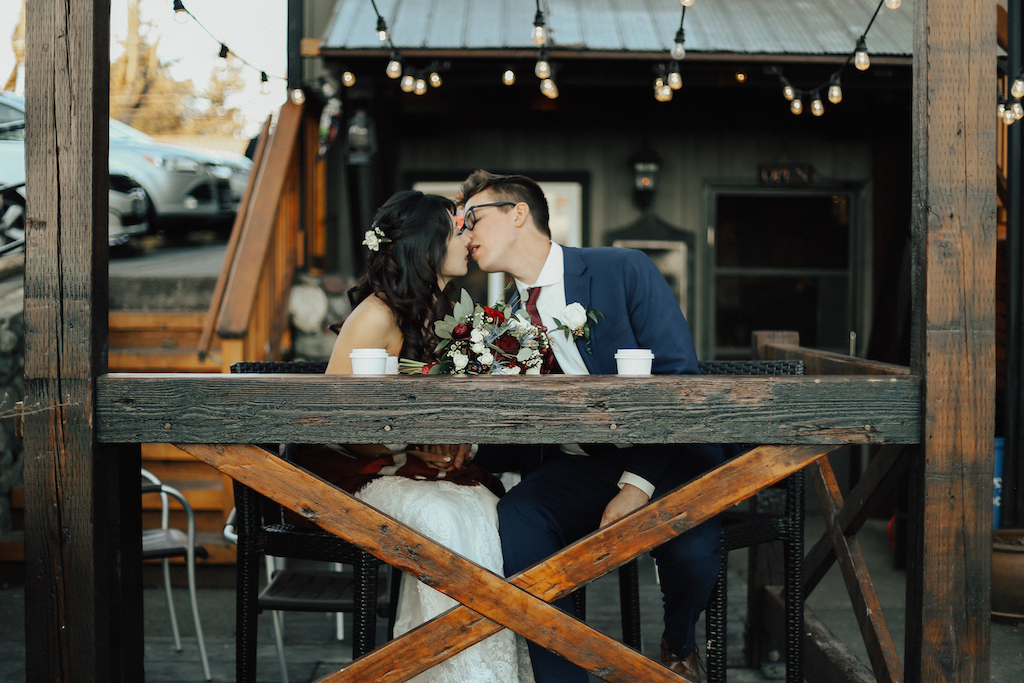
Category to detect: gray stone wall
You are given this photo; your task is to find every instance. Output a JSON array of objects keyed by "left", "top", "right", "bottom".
[{"left": 0, "top": 281, "right": 23, "bottom": 533}]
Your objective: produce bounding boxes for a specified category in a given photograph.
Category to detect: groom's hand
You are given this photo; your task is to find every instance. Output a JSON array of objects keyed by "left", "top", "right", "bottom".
[
  {"left": 599, "top": 484, "right": 650, "bottom": 528},
  {"left": 407, "top": 444, "right": 473, "bottom": 471}
]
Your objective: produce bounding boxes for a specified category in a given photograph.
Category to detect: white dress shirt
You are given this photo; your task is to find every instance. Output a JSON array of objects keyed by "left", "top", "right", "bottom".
[{"left": 514, "top": 243, "right": 655, "bottom": 498}]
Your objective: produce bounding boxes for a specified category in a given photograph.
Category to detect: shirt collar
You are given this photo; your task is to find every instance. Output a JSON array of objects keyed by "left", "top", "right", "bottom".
[{"left": 515, "top": 242, "right": 563, "bottom": 292}]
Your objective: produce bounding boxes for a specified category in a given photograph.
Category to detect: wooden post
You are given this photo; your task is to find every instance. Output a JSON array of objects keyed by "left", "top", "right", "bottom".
[
  {"left": 908, "top": 1, "right": 996, "bottom": 682},
  {"left": 22, "top": 1, "right": 142, "bottom": 680}
]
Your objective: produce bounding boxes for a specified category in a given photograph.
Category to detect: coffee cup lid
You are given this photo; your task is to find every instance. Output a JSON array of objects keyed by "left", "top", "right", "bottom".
[
  {"left": 349, "top": 348, "right": 389, "bottom": 357},
  {"left": 614, "top": 348, "right": 655, "bottom": 359}
]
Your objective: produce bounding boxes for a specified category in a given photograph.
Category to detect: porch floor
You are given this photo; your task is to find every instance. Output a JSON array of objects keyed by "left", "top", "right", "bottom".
[{"left": 1, "top": 517, "right": 1021, "bottom": 682}]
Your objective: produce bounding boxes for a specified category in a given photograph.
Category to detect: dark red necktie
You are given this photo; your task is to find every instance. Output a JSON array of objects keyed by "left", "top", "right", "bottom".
[{"left": 526, "top": 287, "right": 562, "bottom": 374}]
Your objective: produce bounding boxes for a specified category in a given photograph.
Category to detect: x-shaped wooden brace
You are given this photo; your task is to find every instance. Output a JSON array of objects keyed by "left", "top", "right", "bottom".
[{"left": 179, "top": 442, "right": 838, "bottom": 683}]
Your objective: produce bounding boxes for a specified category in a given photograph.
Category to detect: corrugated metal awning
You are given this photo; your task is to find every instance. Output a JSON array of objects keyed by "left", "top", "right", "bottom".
[{"left": 321, "top": 0, "right": 913, "bottom": 58}]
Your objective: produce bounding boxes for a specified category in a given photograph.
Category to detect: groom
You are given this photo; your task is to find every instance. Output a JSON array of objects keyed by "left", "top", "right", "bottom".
[{"left": 460, "top": 170, "right": 724, "bottom": 683}]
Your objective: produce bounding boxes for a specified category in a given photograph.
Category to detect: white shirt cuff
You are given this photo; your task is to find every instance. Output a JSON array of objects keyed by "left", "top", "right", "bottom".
[{"left": 617, "top": 472, "right": 655, "bottom": 499}]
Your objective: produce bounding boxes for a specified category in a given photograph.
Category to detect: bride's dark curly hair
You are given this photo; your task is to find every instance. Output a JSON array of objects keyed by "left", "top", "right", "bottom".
[{"left": 347, "top": 190, "right": 459, "bottom": 362}]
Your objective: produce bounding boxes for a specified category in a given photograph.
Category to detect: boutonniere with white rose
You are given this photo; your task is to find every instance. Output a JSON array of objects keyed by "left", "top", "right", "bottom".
[{"left": 553, "top": 302, "right": 604, "bottom": 354}]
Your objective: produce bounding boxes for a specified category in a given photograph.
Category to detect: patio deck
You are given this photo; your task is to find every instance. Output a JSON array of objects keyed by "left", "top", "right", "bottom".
[{"left": 2, "top": 517, "right": 1021, "bottom": 683}]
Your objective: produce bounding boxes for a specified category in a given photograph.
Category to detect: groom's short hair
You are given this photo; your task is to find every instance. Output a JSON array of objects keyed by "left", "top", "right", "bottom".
[{"left": 458, "top": 170, "right": 551, "bottom": 238}]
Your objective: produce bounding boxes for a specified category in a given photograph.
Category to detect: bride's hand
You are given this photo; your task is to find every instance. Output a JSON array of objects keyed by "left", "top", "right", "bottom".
[{"left": 406, "top": 444, "right": 472, "bottom": 471}]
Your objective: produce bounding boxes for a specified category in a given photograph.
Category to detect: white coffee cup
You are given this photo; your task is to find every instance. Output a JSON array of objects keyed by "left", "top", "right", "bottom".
[
  {"left": 349, "top": 348, "right": 389, "bottom": 375},
  {"left": 614, "top": 348, "right": 655, "bottom": 375}
]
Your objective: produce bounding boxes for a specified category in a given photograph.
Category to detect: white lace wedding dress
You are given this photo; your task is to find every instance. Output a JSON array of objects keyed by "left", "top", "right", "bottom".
[{"left": 353, "top": 358, "right": 534, "bottom": 683}]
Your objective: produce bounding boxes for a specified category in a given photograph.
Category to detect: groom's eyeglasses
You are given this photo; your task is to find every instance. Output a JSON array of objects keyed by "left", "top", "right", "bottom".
[{"left": 459, "top": 202, "right": 516, "bottom": 234}]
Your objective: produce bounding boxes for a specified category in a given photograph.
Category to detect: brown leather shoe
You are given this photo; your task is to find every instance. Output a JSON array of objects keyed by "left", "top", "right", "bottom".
[{"left": 661, "top": 636, "right": 701, "bottom": 682}]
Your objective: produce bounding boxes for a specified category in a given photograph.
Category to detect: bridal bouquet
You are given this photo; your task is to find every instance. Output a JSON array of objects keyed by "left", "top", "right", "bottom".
[{"left": 400, "top": 290, "right": 550, "bottom": 375}]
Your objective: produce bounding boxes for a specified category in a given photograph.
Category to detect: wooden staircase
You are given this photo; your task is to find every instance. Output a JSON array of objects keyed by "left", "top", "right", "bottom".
[{"left": 3, "top": 98, "right": 328, "bottom": 572}]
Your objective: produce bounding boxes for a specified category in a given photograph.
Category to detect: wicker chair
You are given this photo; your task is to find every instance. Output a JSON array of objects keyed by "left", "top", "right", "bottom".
[
  {"left": 230, "top": 361, "right": 398, "bottom": 683},
  {"left": 571, "top": 359, "right": 806, "bottom": 683}
]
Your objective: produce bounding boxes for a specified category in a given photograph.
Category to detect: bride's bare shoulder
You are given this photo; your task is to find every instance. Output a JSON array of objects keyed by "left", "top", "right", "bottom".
[{"left": 341, "top": 294, "right": 398, "bottom": 335}]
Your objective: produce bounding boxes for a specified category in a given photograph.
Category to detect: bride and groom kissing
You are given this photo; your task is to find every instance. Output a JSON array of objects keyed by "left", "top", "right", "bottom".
[{"left": 298, "top": 170, "right": 724, "bottom": 682}]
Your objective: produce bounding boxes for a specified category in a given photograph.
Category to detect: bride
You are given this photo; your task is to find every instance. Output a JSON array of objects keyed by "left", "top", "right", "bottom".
[{"left": 298, "top": 190, "right": 532, "bottom": 683}]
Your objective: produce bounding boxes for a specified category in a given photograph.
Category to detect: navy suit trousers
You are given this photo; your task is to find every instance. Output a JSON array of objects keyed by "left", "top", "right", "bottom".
[{"left": 497, "top": 444, "right": 724, "bottom": 683}]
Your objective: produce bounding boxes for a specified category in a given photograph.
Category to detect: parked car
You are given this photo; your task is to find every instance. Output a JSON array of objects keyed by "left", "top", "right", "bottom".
[
  {"left": 0, "top": 92, "right": 252, "bottom": 238},
  {"left": 0, "top": 96, "right": 148, "bottom": 247}
]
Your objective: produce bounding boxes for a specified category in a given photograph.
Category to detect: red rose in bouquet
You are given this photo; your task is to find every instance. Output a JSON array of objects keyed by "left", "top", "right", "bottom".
[
  {"left": 482, "top": 306, "right": 506, "bottom": 324},
  {"left": 495, "top": 334, "right": 521, "bottom": 356},
  {"left": 451, "top": 322, "right": 473, "bottom": 340}
]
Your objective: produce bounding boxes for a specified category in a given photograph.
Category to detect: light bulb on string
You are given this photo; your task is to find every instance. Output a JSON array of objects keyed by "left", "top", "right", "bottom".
[
  {"left": 1012, "top": 76, "right": 1024, "bottom": 100},
  {"left": 854, "top": 38, "right": 870, "bottom": 71},
  {"left": 376, "top": 16, "right": 389, "bottom": 42},
  {"left": 386, "top": 52, "right": 402, "bottom": 79},
  {"left": 535, "top": 50, "right": 551, "bottom": 79},
  {"left": 540, "top": 78, "right": 559, "bottom": 99},
  {"left": 828, "top": 76, "right": 843, "bottom": 104},
  {"left": 671, "top": 28, "right": 686, "bottom": 61},
  {"left": 1014, "top": 101, "right": 1024, "bottom": 120},
  {"left": 532, "top": 9, "right": 548, "bottom": 45},
  {"left": 401, "top": 73, "right": 415, "bottom": 93},
  {"left": 790, "top": 97, "right": 803, "bottom": 115},
  {"left": 502, "top": 69, "right": 516, "bottom": 86},
  {"left": 290, "top": 89, "right": 305, "bottom": 105},
  {"left": 999, "top": 102, "right": 1007, "bottom": 119},
  {"left": 735, "top": 71, "right": 747, "bottom": 83},
  {"left": 173, "top": 0, "right": 189, "bottom": 24},
  {"left": 655, "top": 84, "right": 673, "bottom": 102},
  {"left": 668, "top": 63, "right": 682, "bottom": 90},
  {"left": 1003, "top": 106, "right": 1018, "bottom": 125},
  {"left": 810, "top": 93, "right": 824, "bottom": 117},
  {"left": 260, "top": 72, "right": 271, "bottom": 95},
  {"left": 414, "top": 78, "right": 428, "bottom": 95},
  {"left": 342, "top": 71, "right": 356, "bottom": 87},
  {"left": 429, "top": 71, "right": 442, "bottom": 88},
  {"left": 781, "top": 78, "right": 795, "bottom": 101},
  {"left": 681, "top": 0, "right": 695, "bottom": 6},
  {"left": 885, "top": 0, "right": 901, "bottom": 9}
]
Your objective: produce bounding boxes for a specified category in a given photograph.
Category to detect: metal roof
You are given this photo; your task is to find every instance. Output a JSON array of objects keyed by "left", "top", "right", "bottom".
[{"left": 321, "top": 0, "right": 913, "bottom": 57}]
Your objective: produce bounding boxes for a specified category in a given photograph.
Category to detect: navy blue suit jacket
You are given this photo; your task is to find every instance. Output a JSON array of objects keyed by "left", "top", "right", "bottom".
[{"left": 560, "top": 246, "right": 710, "bottom": 487}]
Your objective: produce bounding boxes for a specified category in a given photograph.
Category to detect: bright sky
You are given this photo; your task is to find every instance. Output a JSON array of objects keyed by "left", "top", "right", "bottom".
[{"left": 0, "top": 0, "right": 287, "bottom": 137}]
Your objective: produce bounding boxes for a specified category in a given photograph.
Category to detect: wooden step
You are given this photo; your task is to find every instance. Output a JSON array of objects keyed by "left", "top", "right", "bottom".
[
  {"left": 109, "top": 311, "right": 208, "bottom": 349},
  {"left": 108, "top": 347, "right": 222, "bottom": 372}
]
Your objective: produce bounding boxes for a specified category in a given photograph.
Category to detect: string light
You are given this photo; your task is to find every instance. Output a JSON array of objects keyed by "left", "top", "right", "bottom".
[
  {"left": 781, "top": 77, "right": 795, "bottom": 101},
  {"left": 668, "top": 62, "right": 682, "bottom": 90},
  {"left": 540, "top": 78, "right": 559, "bottom": 99},
  {"left": 342, "top": 71, "right": 356, "bottom": 87},
  {"left": 532, "top": 1, "right": 548, "bottom": 45},
  {"left": 173, "top": 0, "right": 189, "bottom": 24},
  {"left": 671, "top": 6, "right": 687, "bottom": 61},
  {"left": 386, "top": 52, "right": 403, "bottom": 79},
  {"left": 400, "top": 72, "right": 415, "bottom": 93},
  {"left": 1003, "top": 105, "right": 1017, "bottom": 126},
  {"left": 503, "top": 69, "right": 516, "bottom": 86},
  {"left": 735, "top": 71, "right": 747, "bottom": 83},
  {"left": 535, "top": 49, "right": 551, "bottom": 79},
  {"left": 376, "top": 16, "right": 389, "bottom": 42},
  {"left": 414, "top": 77, "right": 428, "bottom": 95},
  {"left": 429, "top": 70, "right": 442, "bottom": 88},
  {"left": 810, "top": 92, "right": 825, "bottom": 116},
  {"left": 1014, "top": 101, "right": 1024, "bottom": 120},
  {"left": 290, "top": 89, "right": 305, "bottom": 105},
  {"left": 169, "top": 4, "right": 285, "bottom": 92},
  {"left": 854, "top": 37, "right": 870, "bottom": 71},
  {"left": 681, "top": 0, "right": 695, "bottom": 6},
  {"left": 790, "top": 97, "right": 803, "bottom": 115},
  {"left": 828, "top": 75, "right": 843, "bottom": 104},
  {"left": 654, "top": 77, "right": 673, "bottom": 102},
  {"left": 1012, "top": 73, "right": 1024, "bottom": 100},
  {"left": 885, "top": 0, "right": 901, "bottom": 8}
]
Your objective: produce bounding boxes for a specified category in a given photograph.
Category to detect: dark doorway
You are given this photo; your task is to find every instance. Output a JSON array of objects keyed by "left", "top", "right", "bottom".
[{"left": 711, "top": 191, "right": 856, "bottom": 358}]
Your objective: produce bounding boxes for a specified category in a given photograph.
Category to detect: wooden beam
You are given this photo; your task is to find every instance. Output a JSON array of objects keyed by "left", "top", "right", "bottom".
[
  {"left": 95, "top": 373, "right": 922, "bottom": 445},
  {"left": 22, "top": 1, "right": 143, "bottom": 681},
  {"left": 804, "top": 445, "right": 913, "bottom": 593},
  {"left": 908, "top": 1, "right": 996, "bottom": 682},
  {"left": 811, "top": 458, "right": 903, "bottom": 683},
  {"left": 764, "top": 587, "right": 875, "bottom": 683}
]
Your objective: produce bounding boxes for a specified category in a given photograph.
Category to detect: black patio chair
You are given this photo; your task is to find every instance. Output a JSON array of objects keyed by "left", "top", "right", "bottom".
[{"left": 230, "top": 360, "right": 399, "bottom": 683}]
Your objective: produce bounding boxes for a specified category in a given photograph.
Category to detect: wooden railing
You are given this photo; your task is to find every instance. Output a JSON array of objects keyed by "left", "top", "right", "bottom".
[{"left": 197, "top": 98, "right": 327, "bottom": 370}]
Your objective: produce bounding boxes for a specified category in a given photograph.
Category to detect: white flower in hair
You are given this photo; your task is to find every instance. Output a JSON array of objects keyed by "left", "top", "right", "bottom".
[{"left": 362, "top": 226, "right": 392, "bottom": 251}]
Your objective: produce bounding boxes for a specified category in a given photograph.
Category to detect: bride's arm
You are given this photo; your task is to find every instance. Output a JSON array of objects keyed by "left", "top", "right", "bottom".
[{"left": 326, "top": 296, "right": 403, "bottom": 375}]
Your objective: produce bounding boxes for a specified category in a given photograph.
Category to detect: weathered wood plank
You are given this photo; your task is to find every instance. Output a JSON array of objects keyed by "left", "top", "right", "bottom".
[
  {"left": 764, "top": 587, "right": 875, "bottom": 683},
  {"left": 812, "top": 458, "right": 903, "bottom": 683},
  {"left": 97, "top": 374, "right": 921, "bottom": 445},
  {"left": 804, "top": 445, "right": 912, "bottom": 593},
  {"left": 907, "top": 1, "right": 996, "bottom": 682},
  {"left": 756, "top": 342, "right": 911, "bottom": 377},
  {"left": 22, "top": 1, "right": 143, "bottom": 680},
  {"left": 178, "top": 442, "right": 834, "bottom": 682}
]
